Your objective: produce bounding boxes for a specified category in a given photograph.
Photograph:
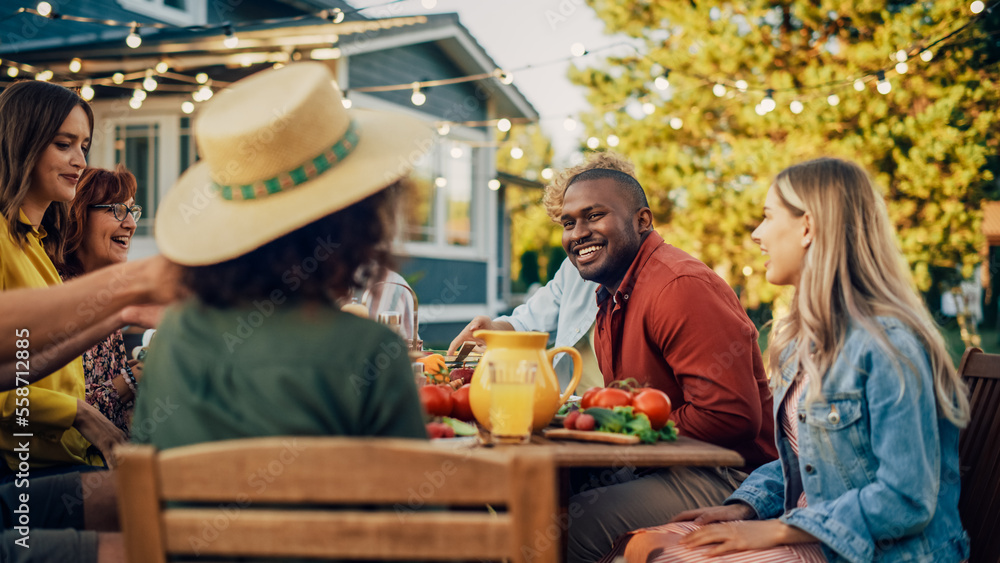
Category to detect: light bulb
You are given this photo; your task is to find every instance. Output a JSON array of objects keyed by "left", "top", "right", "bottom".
[
  {"left": 541, "top": 168, "right": 553, "bottom": 180},
  {"left": 198, "top": 85, "right": 213, "bottom": 100},
  {"left": 129, "top": 97, "right": 142, "bottom": 109},
  {"left": 570, "top": 42, "right": 586, "bottom": 57},
  {"left": 586, "top": 137, "right": 599, "bottom": 149},
  {"left": 488, "top": 179, "right": 501, "bottom": 191},
  {"left": 421, "top": 0, "right": 437, "bottom": 8},
  {"left": 410, "top": 84, "right": 426, "bottom": 106},
  {"left": 510, "top": 147, "right": 524, "bottom": 159},
  {"left": 563, "top": 117, "right": 577, "bottom": 131},
  {"left": 895, "top": 49, "right": 908, "bottom": 62},
  {"left": 181, "top": 101, "right": 194, "bottom": 114},
  {"left": 877, "top": 80, "right": 891, "bottom": 94},
  {"left": 132, "top": 88, "right": 147, "bottom": 101},
  {"left": 195, "top": 72, "right": 209, "bottom": 84},
  {"left": 450, "top": 146, "right": 463, "bottom": 159},
  {"left": 112, "top": 72, "right": 125, "bottom": 84},
  {"left": 155, "top": 61, "right": 169, "bottom": 73},
  {"left": 735, "top": 79, "right": 748, "bottom": 91},
  {"left": 743, "top": 266, "right": 753, "bottom": 276},
  {"left": 654, "top": 75, "right": 670, "bottom": 90},
  {"left": 669, "top": 117, "right": 683, "bottom": 130},
  {"left": 34, "top": 69, "right": 52, "bottom": 81},
  {"left": 606, "top": 135, "right": 620, "bottom": 147},
  {"left": 789, "top": 100, "right": 804, "bottom": 114},
  {"left": 500, "top": 71, "right": 514, "bottom": 85},
  {"left": 971, "top": 1, "right": 985, "bottom": 14},
  {"left": 223, "top": 24, "right": 238, "bottom": 48},
  {"left": 341, "top": 98, "right": 352, "bottom": 108},
  {"left": 755, "top": 103, "right": 767, "bottom": 116},
  {"left": 642, "top": 102, "right": 656, "bottom": 115},
  {"left": 713, "top": 84, "right": 726, "bottom": 97},
  {"left": 854, "top": 78, "right": 865, "bottom": 91},
  {"left": 761, "top": 90, "right": 776, "bottom": 113},
  {"left": 6, "top": 67, "right": 18, "bottom": 78},
  {"left": 143, "top": 76, "right": 157, "bottom": 91},
  {"left": 437, "top": 123, "right": 451, "bottom": 136},
  {"left": 126, "top": 23, "right": 142, "bottom": 49},
  {"left": 36, "top": 2, "right": 52, "bottom": 16},
  {"left": 80, "top": 82, "right": 94, "bottom": 101},
  {"left": 496, "top": 118, "right": 511, "bottom": 132},
  {"left": 69, "top": 58, "right": 82, "bottom": 73},
  {"left": 827, "top": 94, "right": 840, "bottom": 106},
  {"left": 920, "top": 50, "right": 933, "bottom": 62},
  {"left": 434, "top": 177, "right": 447, "bottom": 188},
  {"left": 895, "top": 62, "right": 908, "bottom": 74}
]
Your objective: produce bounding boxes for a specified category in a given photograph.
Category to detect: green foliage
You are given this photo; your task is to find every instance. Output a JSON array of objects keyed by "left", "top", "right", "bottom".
[
  {"left": 546, "top": 246, "right": 567, "bottom": 281},
  {"left": 574, "top": 1, "right": 1000, "bottom": 306},
  {"left": 519, "top": 250, "right": 541, "bottom": 287}
]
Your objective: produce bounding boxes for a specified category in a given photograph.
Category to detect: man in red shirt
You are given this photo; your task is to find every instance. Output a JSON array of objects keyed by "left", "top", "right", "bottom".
[{"left": 550, "top": 153, "right": 778, "bottom": 563}]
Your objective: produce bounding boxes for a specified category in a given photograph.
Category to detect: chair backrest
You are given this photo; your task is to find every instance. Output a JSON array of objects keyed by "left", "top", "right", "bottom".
[
  {"left": 957, "top": 347, "right": 1000, "bottom": 563},
  {"left": 115, "top": 437, "right": 558, "bottom": 563}
]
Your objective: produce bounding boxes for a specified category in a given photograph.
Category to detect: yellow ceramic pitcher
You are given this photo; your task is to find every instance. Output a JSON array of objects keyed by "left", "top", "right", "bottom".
[{"left": 468, "top": 330, "right": 583, "bottom": 431}]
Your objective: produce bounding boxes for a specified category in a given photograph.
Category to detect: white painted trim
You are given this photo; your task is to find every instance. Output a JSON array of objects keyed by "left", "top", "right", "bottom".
[
  {"left": 339, "top": 24, "right": 457, "bottom": 58},
  {"left": 116, "top": 0, "right": 207, "bottom": 27}
]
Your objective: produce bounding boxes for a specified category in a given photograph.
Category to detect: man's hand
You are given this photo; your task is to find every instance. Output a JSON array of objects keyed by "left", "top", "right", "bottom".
[
  {"left": 127, "top": 359, "right": 143, "bottom": 382},
  {"left": 120, "top": 304, "right": 166, "bottom": 330},
  {"left": 73, "top": 400, "right": 127, "bottom": 469},
  {"left": 670, "top": 502, "right": 756, "bottom": 525},
  {"left": 447, "top": 316, "right": 514, "bottom": 355},
  {"left": 678, "top": 519, "right": 817, "bottom": 556}
]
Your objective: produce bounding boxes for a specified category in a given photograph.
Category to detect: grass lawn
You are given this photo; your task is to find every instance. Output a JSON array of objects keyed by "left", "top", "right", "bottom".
[{"left": 757, "top": 319, "right": 1000, "bottom": 369}]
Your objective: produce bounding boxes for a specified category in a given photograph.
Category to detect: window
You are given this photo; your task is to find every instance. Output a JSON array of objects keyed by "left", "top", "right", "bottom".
[
  {"left": 401, "top": 140, "right": 476, "bottom": 248},
  {"left": 117, "top": 0, "right": 206, "bottom": 27},
  {"left": 114, "top": 123, "right": 160, "bottom": 237}
]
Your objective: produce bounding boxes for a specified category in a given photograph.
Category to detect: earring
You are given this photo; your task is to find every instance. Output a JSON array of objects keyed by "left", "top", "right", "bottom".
[{"left": 802, "top": 239, "right": 812, "bottom": 248}]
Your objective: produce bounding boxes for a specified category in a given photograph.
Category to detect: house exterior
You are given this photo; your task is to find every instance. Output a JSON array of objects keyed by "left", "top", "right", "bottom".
[{"left": 0, "top": 0, "right": 537, "bottom": 346}]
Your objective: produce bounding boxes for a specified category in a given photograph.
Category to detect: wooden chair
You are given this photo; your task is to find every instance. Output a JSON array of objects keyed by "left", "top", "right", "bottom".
[
  {"left": 115, "top": 437, "right": 558, "bottom": 563},
  {"left": 957, "top": 347, "right": 1000, "bottom": 563}
]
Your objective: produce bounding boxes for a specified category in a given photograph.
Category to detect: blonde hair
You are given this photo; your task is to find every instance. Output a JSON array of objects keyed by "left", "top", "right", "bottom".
[
  {"left": 543, "top": 152, "right": 636, "bottom": 221},
  {"left": 767, "top": 158, "right": 969, "bottom": 427}
]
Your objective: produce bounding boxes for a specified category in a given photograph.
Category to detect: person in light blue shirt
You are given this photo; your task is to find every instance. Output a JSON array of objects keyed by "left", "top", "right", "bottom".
[{"left": 449, "top": 257, "right": 600, "bottom": 388}]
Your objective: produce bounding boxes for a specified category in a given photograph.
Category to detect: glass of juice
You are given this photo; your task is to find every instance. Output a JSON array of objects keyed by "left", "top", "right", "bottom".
[{"left": 487, "top": 360, "right": 537, "bottom": 444}]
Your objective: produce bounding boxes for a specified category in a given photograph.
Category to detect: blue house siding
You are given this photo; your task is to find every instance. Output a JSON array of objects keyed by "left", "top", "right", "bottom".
[
  {"left": 347, "top": 42, "right": 487, "bottom": 124},
  {"left": 398, "top": 256, "right": 487, "bottom": 306}
]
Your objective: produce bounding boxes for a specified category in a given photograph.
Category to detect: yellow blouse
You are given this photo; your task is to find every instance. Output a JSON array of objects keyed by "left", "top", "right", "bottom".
[{"left": 0, "top": 210, "right": 101, "bottom": 470}]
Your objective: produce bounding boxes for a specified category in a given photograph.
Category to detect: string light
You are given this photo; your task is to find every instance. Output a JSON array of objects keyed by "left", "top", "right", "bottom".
[
  {"left": 895, "top": 50, "right": 908, "bottom": 63},
  {"left": 34, "top": 69, "right": 52, "bottom": 81},
  {"left": 421, "top": 0, "right": 437, "bottom": 8},
  {"left": 712, "top": 83, "right": 726, "bottom": 97},
  {"left": 496, "top": 118, "right": 511, "bottom": 132},
  {"left": 410, "top": 83, "right": 426, "bottom": 106},
  {"left": 341, "top": 95, "right": 352, "bottom": 108},
  {"left": 971, "top": 1, "right": 985, "bottom": 14},
  {"left": 827, "top": 94, "right": 840, "bottom": 106},
  {"left": 510, "top": 146, "right": 524, "bottom": 159},
  {"left": 754, "top": 103, "right": 766, "bottom": 116},
  {"left": 488, "top": 179, "right": 501, "bottom": 191},
  {"left": 132, "top": 87, "right": 146, "bottom": 102},
  {"left": 181, "top": 101, "right": 194, "bottom": 114},
  {"left": 920, "top": 50, "right": 934, "bottom": 62},
  {"left": 642, "top": 102, "right": 656, "bottom": 115},
  {"left": 434, "top": 177, "right": 447, "bottom": 187},
  {"left": 155, "top": 61, "right": 169, "bottom": 73},
  {"left": 586, "top": 136, "right": 599, "bottom": 149},
  {"left": 854, "top": 78, "right": 866, "bottom": 91},
  {"left": 437, "top": 123, "right": 451, "bottom": 135},
  {"left": 195, "top": 72, "right": 209, "bottom": 84},
  {"left": 6, "top": 67, "right": 18, "bottom": 78},
  {"left": 197, "top": 84, "right": 213, "bottom": 101},
  {"left": 761, "top": 89, "right": 776, "bottom": 113},
  {"left": 669, "top": 117, "right": 683, "bottom": 130},
  {"left": 223, "top": 24, "right": 239, "bottom": 48},
  {"left": 36, "top": 2, "right": 51, "bottom": 17},
  {"left": 450, "top": 146, "right": 463, "bottom": 158},
  {"left": 735, "top": 80, "right": 748, "bottom": 92},
  {"left": 129, "top": 97, "right": 142, "bottom": 109},
  {"left": 324, "top": 8, "right": 345, "bottom": 24},
  {"left": 68, "top": 58, "right": 82, "bottom": 73},
  {"left": 563, "top": 117, "right": 577, "bottom": 131},
  {"left": 654, "top": 72, "right": 670, "bottom": 90},
  {"left": 896, "top": 61, "right": 908, "bottom": 74},
  {"left": 112, "top": 72, "right": 125, "bottom": 84},
  {"left": 541, "top": 168, "right": 553, "bottom": 180},
  {"left": 876, "top": 71, "right": 891, "bottom": 94},
  {"left": 570, "top": 42, "right": 587, "bottom": 57},
  {"left": 606, "top": 134, "right": 620, "bottom": 147},
  {"left": 126, "top": 22, "right": 142, "bottom": 49},
  {"left": 80, "top": 80, "right": 94, "bottom": 101},
  {"left": 143, "top": 69, "right": 157, "bottom": 91},
  {"left": 310, "top": 47, "right": 341, "bottom": 60},
  {"left": 790, "top": 100, "right": 804, "bottom": 114}
]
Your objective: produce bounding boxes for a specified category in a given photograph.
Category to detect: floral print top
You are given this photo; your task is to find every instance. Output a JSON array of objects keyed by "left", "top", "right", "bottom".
[{"left": 81, "top": 329, "right": 134, "bottom": 438}]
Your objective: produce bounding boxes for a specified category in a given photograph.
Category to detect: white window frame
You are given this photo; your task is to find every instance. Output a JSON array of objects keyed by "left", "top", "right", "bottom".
[{"left": 117, "top": 0, "right": 207, "bottom": 27}]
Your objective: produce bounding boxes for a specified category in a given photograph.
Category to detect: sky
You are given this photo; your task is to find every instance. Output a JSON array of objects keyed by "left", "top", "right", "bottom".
[{"left": 350, "top": 0, "right": 620, "bottom": 163}]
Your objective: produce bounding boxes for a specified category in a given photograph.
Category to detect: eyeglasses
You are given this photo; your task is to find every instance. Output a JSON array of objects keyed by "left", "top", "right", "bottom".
[{"left": 89, "top": 203, "right": 142, "bottom": 222}]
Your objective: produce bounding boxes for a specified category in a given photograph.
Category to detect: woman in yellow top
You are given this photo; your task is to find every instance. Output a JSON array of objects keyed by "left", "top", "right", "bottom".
[{"left": 0, "top": 80, "right": 125, "bottom": 480}]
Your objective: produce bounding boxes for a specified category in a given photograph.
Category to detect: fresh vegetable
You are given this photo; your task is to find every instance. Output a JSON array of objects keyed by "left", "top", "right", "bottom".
[
  {"left": 418, "top": 353, "right": 450, "bottom": 385},
  {"left": 449, "top": 384, "right": 475, "bottom": 422},
  {"left": 577, "top": 406, "right": 678, "bottom": 444},
  {"left": 574, "top": 413, "right": 596, "bottom": 431},
  {"left": 440, "top": 416, "right": 478, "bottom": 436},
  {"left": 450, "top": 366, "right": 475, "bottom": 385},
  {"left": 580, "top": 387, "right": 602, "bottom": 410},
  {"left": 592, "top": 388, "right": 632, "bottom": 409},
  {"left": 631, "top": 388, "right": 672, "bottom": 430},
  {"left": 419, "top": 385, "right": 453, "bottom": 417},
  {"left": 563, "top": 410, "right": 581, "bottom": 429},
  {"left": 426, "top": 421, "right": 455, "bottom": 439}
]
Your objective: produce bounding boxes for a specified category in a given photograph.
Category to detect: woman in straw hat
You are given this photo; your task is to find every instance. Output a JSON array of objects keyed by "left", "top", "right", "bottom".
[{"left": 132, "top": 63, "right": 431, "bottom": 448}]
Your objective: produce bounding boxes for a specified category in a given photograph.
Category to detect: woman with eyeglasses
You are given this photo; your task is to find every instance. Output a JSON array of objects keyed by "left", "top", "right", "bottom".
[{"left": 51, "top": 165, "right": 146, "bottom": 438}]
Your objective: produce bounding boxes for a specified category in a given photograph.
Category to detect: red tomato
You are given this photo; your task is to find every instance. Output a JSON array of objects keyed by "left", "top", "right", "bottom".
[
  {"left": 419, "top": 385, "right": 453, "bottom": 417},
  {"left": 574, "top": 413, "right": 596, "bottom": 431},
  {"left": 592, "top": 388, "right": 632, "bottom": 409},
  {"left": 426, "top": 421, "right": 454, "bottom": 439},
  {"left": 563, "top": 410, "right": 581, "bottom": 429},
  {"left": 450, "top": 367, "right": 475, "bottom": 385},
  {"left": 632, "top": 388, "right": 672, "bottom": 430},
  {"left": 580, "top": 387, "right": 602, "bottom": 410},
  {"left": 449, "top": 384, "right": 475, "bottom": 422}
]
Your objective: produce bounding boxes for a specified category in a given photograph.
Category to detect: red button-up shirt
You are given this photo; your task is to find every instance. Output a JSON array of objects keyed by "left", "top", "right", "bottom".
[{"left": 595, "top": 232, "right": 777, "bottom": 470}]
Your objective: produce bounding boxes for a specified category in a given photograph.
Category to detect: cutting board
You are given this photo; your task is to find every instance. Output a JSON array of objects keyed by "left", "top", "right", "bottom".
[{"left": 542, "top": 428, "right": 641, "bottom": 445}]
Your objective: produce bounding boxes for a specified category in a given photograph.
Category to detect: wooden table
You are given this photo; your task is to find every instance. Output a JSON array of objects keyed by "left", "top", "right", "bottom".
[{"left": 518, "top": 433, "right": 745, "bottom": 468}]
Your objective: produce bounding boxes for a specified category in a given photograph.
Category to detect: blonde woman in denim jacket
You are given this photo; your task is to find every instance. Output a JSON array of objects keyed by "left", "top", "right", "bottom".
[{"left": 618, "top": 158, "right": 970, "bottom": 563}]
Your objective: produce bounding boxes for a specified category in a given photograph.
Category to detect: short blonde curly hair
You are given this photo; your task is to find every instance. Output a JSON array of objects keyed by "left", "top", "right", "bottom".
[{"left": 542, "top": 152, "right": 637, "bottom": 222}]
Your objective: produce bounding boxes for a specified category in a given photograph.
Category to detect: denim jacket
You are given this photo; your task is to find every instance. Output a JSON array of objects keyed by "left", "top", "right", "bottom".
[
  {"left": 496, "top": 258, "right": 598, "bottom": 385},
  {"left": 727, "top": 317, "right": 970, "bottom": 563}
]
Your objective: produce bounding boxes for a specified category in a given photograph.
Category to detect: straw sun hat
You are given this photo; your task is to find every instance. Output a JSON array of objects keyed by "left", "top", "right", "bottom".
[{"left": 155, "top": 62, "right": 434, "bottom": 265}]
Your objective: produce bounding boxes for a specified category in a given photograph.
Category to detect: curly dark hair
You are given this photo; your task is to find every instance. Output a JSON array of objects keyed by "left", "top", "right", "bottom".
[{"left": 183, "top": 182, "right": 401, "bottom": 307}]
